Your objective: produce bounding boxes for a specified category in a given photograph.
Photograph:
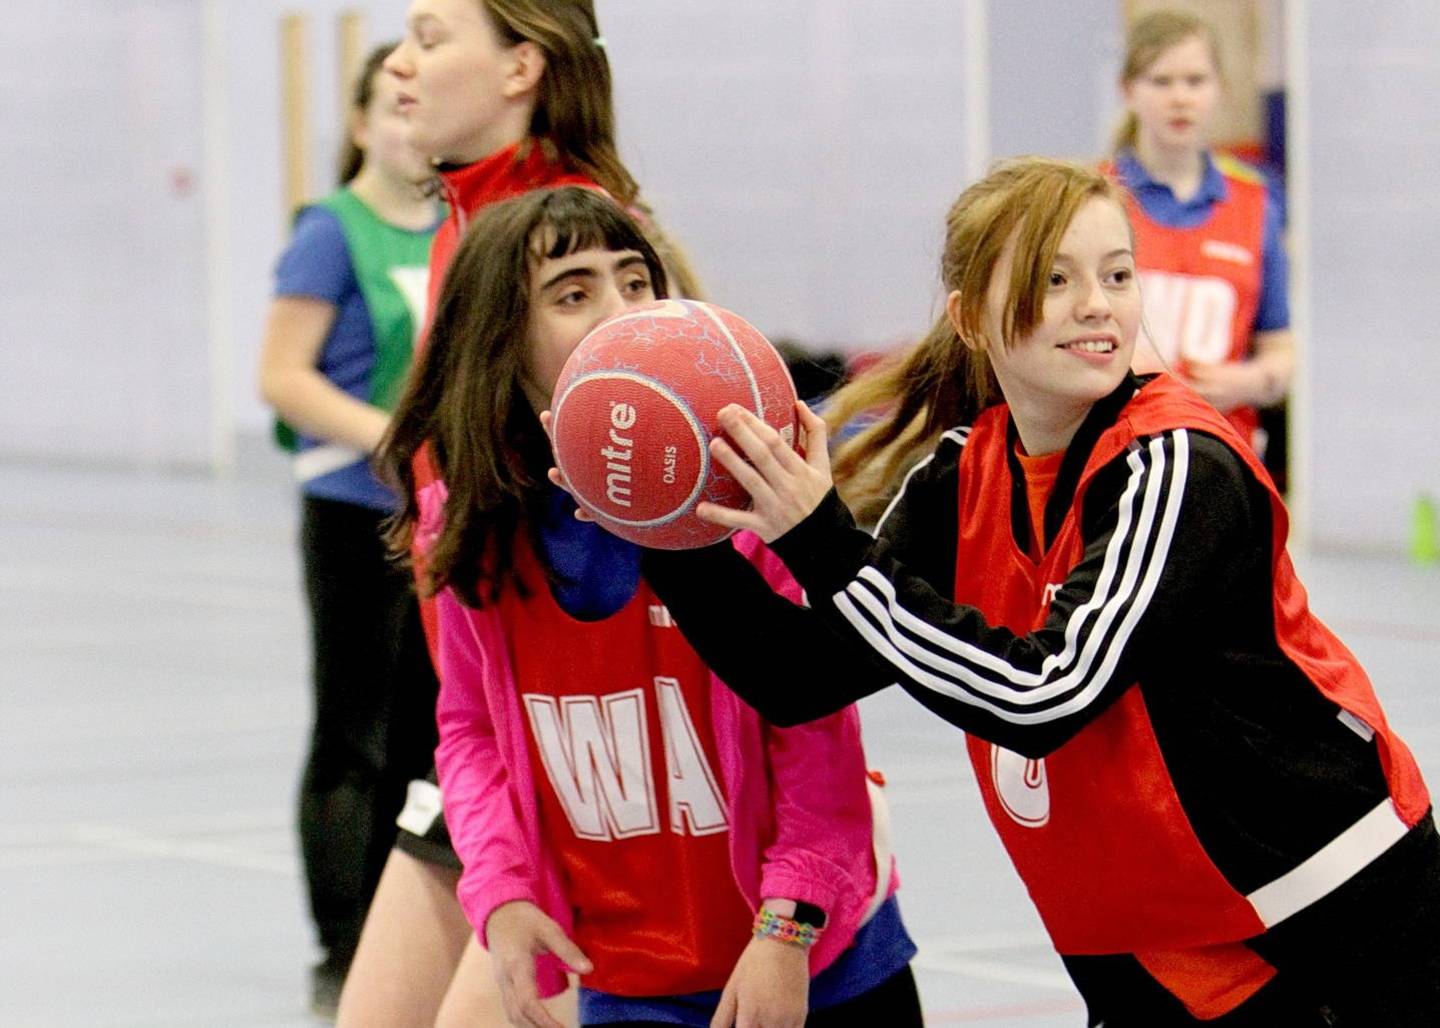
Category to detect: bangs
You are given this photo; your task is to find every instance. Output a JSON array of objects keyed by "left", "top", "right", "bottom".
[
  {"left": 528, "top": 188, "right": 653, "bottom": 263},
  {"left": 521, "top": 186, "right": 668, "bottom": 297}
]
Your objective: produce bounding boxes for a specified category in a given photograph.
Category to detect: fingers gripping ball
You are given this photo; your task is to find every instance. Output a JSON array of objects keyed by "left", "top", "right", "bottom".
[{"left": 549, "top": 299, "right": 799, "bottom": 549}]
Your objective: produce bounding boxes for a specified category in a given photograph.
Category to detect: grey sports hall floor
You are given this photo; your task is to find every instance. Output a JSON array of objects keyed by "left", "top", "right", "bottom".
[{"left": 4, "top": 455, "right": 1438, "bottom": 1027}]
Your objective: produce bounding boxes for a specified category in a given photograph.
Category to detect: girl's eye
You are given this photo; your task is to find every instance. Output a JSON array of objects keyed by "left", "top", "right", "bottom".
[
  {"left": 623, "top": 276, "right": 652, "bottom": 296},
  {"left": 558, "top": 289, "right": 587, "bottom": 306},
  {"left": 1048, "top": 272, "right": 1067, "bottom": 288},
  {"left": 1108, "top": 268, "right": 1134, "bottom": 285}
]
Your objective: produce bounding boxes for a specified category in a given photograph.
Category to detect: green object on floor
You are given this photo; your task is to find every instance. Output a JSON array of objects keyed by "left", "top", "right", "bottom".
[{"left": 1412, "top": 494, "right": 1439, "bottom": 565}]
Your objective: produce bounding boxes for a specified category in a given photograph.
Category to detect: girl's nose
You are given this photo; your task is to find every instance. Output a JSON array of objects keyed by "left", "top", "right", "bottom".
[
  {"left": 1075, "top": 277, "right": 1111, "bottom": 320},
  {"left": 384, "top": 42, "right": 413, "bottom": 78},
  {"left": 596, "top": 285, "right": 628, "bottom": 321}
]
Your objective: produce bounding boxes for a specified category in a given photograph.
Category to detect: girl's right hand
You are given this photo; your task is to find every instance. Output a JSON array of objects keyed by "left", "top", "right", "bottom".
[{"left": 485, "top": 900, "right": 592, "bottom": 1028}]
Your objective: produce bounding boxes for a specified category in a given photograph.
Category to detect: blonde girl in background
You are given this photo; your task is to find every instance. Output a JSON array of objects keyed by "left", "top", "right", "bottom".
[{"left": 1109, "top": 9, "right": 1294, "bottom": 456}]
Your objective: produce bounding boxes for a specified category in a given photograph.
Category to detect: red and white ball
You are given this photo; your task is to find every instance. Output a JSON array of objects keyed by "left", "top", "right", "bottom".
[{"left": 549, "top": 299, "right": 798, "bottom": 549}]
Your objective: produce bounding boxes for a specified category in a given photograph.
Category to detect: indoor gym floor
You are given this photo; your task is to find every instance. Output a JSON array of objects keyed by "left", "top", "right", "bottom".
[{"left": 4, "top": 455, "right": 1437, "bottom": 1027}]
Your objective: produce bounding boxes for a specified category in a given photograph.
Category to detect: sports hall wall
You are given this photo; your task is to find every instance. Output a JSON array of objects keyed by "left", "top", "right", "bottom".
[
  {"left": 1297, "top": 5, "right": 1439, "bottom": 552},
  {"left": 0, "top": 1, "right": 1434, "bottom": 553}
]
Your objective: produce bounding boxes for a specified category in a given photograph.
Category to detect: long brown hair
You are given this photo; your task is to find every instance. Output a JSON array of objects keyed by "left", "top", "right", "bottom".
[
  {"left": 1112, "top": 9, "right": 1222, "bottom": 154},
  {"left": 483, "top": 1, "right": 639, "bottom": 207},
  {"left": 829, "top": 157, "right": 1129, "bottom": 523},
  {"left": 481, "top": 2, "right": 704, "bottom": 298},
  {"left": 338, "top": 42, "right": 400, "bottom": 185},
  {"left": 379, "top": 187, "right": 667, "bottom": 607}
]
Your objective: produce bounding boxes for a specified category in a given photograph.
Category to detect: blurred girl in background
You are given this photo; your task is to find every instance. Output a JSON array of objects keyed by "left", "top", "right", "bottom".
[
  {"left": 1109, "top": 9, "right": 1294, "bottom": 457},
  {"left": 257, "top": 41, "right": 443, "bottom": 1017},
  {"left": 339, "top": 3, "right": 696, "bottom": 1023}
]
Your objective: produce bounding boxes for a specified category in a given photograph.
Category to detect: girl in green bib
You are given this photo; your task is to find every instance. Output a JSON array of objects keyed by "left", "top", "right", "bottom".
[{"left": 257, "top": 42, "right": 444, "bottom": 1017}]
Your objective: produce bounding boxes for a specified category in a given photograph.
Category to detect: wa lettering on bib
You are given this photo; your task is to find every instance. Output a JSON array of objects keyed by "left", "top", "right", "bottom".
[
  {"left": 523, "top": 675, "right": 727, "bottom": 842},
  {"left": 499, "top": 540, "right": 755, "bottom": 995}
]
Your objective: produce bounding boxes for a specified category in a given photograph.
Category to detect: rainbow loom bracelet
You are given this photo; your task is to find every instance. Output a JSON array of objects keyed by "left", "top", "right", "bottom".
[{"left": 752, "top": 907, "right": 823, "bottom": 947}]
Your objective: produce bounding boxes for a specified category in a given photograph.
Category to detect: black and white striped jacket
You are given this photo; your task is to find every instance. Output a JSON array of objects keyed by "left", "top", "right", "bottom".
[{"left": 643, "top": 376, "right": 1396, "bottom": 886}]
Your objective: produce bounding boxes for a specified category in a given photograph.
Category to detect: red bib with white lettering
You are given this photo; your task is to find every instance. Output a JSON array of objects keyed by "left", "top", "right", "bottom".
[
  {"left": 1124, "top": 160, "right": 1266, "bottom": 447},
  {"left": 501, "top": 538, "right": 752, "bottom": 996},
  {"left": 957, "top": 376, "right": 1429, "bottom": 956}
]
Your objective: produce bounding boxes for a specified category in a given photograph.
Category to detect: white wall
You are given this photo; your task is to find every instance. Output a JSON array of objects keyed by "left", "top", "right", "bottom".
[
  {"left": 604, "top": 1, "right": 973, "bottom": 353},
  {"left": 607, "top": 0, "right": 1120, "bottom": 354},
  {"left": 0, "top": 1, "right": 209, "bottom": 468},
  {"left": 0, "top": 0, "right": 410, "bottom": 469},
  {"left": 988, "top": 0, "right": 1122, "bottom": 161},
  {"left": 1298, "top": 2, "right": 1440, "bottom": 551},
  {"left": 9, "top": 0, "right": 1435, "bottom": 555}
]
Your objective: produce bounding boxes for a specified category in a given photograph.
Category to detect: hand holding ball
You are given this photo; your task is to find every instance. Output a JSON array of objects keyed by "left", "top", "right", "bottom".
[{"left": 547, "top": 299, "right": 801, "bottom": 549}]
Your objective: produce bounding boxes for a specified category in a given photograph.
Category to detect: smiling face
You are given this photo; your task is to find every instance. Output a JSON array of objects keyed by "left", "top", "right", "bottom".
[
  {"left": 971, "top": 197, "right": 1141, "bottom": 451},
  {"left": 1123, "top": 34, "right": 1220, "bottom": 156},
  {"left": 522, "top": 243, "right": 658, "bottom": 414},
  {"left": 385, "top": 0, "right": 537, "bottom": 163}
]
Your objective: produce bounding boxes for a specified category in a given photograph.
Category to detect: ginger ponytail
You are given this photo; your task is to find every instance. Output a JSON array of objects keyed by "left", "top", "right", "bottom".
[{"left": 827, "top": 316, "right": 996, "bottom": 526}]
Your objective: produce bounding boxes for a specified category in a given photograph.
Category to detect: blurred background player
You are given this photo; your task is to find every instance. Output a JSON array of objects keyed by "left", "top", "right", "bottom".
[
  {"left": 256, "top": 41, "right": 444, "bottom": 1017},
  {"left": 1108, "top": 8, "right": 1294, "bottom": 462},
  {"left": 337, "top": 3, "right": 694, "bottom": 1024}
]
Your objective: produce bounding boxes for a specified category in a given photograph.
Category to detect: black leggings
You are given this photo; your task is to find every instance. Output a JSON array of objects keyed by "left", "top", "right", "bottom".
[
  {"left": 589, "top": 964, "right": 924, "bottom": 1027},
  {"left": 295, "top": 497, "right": 439, "bottom": 966}
]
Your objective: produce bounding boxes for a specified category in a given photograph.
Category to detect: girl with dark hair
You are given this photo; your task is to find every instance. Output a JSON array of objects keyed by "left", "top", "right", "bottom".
[
  {"left": 617, "top": 157, "right": 1440, "bottom": 1026},
  {"left": 378, "top": 186, "right": 920, "bottom": 1028},
  {"left": 257, "top": 41, "right": 443, "bottom": 1017}
]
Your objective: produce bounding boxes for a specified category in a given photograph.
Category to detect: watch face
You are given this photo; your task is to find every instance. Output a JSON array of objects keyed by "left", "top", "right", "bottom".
[{"left": 793, "top": 901, "right": 827, "bottom": 928}]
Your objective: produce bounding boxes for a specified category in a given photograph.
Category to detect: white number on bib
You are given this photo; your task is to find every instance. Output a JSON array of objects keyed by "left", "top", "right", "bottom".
[{"left": 990, "top": 744, "right": 1050, "bottom": 828}]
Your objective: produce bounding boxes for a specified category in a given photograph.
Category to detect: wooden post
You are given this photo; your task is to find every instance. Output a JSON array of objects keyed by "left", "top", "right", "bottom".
[
  {"left": 337, "top": 10, "right": 368, "bottom": 120},
  {"left": 280, "top": 13, "right": 310, "bottom": 217}
]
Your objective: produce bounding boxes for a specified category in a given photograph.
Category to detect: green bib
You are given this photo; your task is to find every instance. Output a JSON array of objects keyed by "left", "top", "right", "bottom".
[{"left": 274, "top": 188, "right": 437, "bottom": 452}]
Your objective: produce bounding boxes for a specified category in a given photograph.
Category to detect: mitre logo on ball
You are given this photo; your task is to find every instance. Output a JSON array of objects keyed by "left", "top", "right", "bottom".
[
  {"left": 600, "top": 401, "right": 637, "bottom": 508},
  {"left": 549, "top": 299, "right": 798, "bottom": 549}
]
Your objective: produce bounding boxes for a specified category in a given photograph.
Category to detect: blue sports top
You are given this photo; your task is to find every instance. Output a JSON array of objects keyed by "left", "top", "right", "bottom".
[{"left": 273, "top": 200, "right": 439, "bottom": 510}]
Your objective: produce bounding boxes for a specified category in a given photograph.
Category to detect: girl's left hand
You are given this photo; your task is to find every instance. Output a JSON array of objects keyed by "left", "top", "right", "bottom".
[
  {"left": 697, "top": 402, "right": 832, "bottom": 544},
  {"left": 709, "top": 934, "right": 809, "bottom": 1028}
]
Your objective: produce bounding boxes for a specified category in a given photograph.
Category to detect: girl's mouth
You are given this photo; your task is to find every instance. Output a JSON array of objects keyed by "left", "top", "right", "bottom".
[{"left": 1059, "top": 338, "right": 1117, "bottom": 354}]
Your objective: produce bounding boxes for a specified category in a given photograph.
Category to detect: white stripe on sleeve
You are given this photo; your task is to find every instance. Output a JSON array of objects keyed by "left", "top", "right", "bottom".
[{"left": 831, "top": 430, "right": 1190, "bottom": 725}]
